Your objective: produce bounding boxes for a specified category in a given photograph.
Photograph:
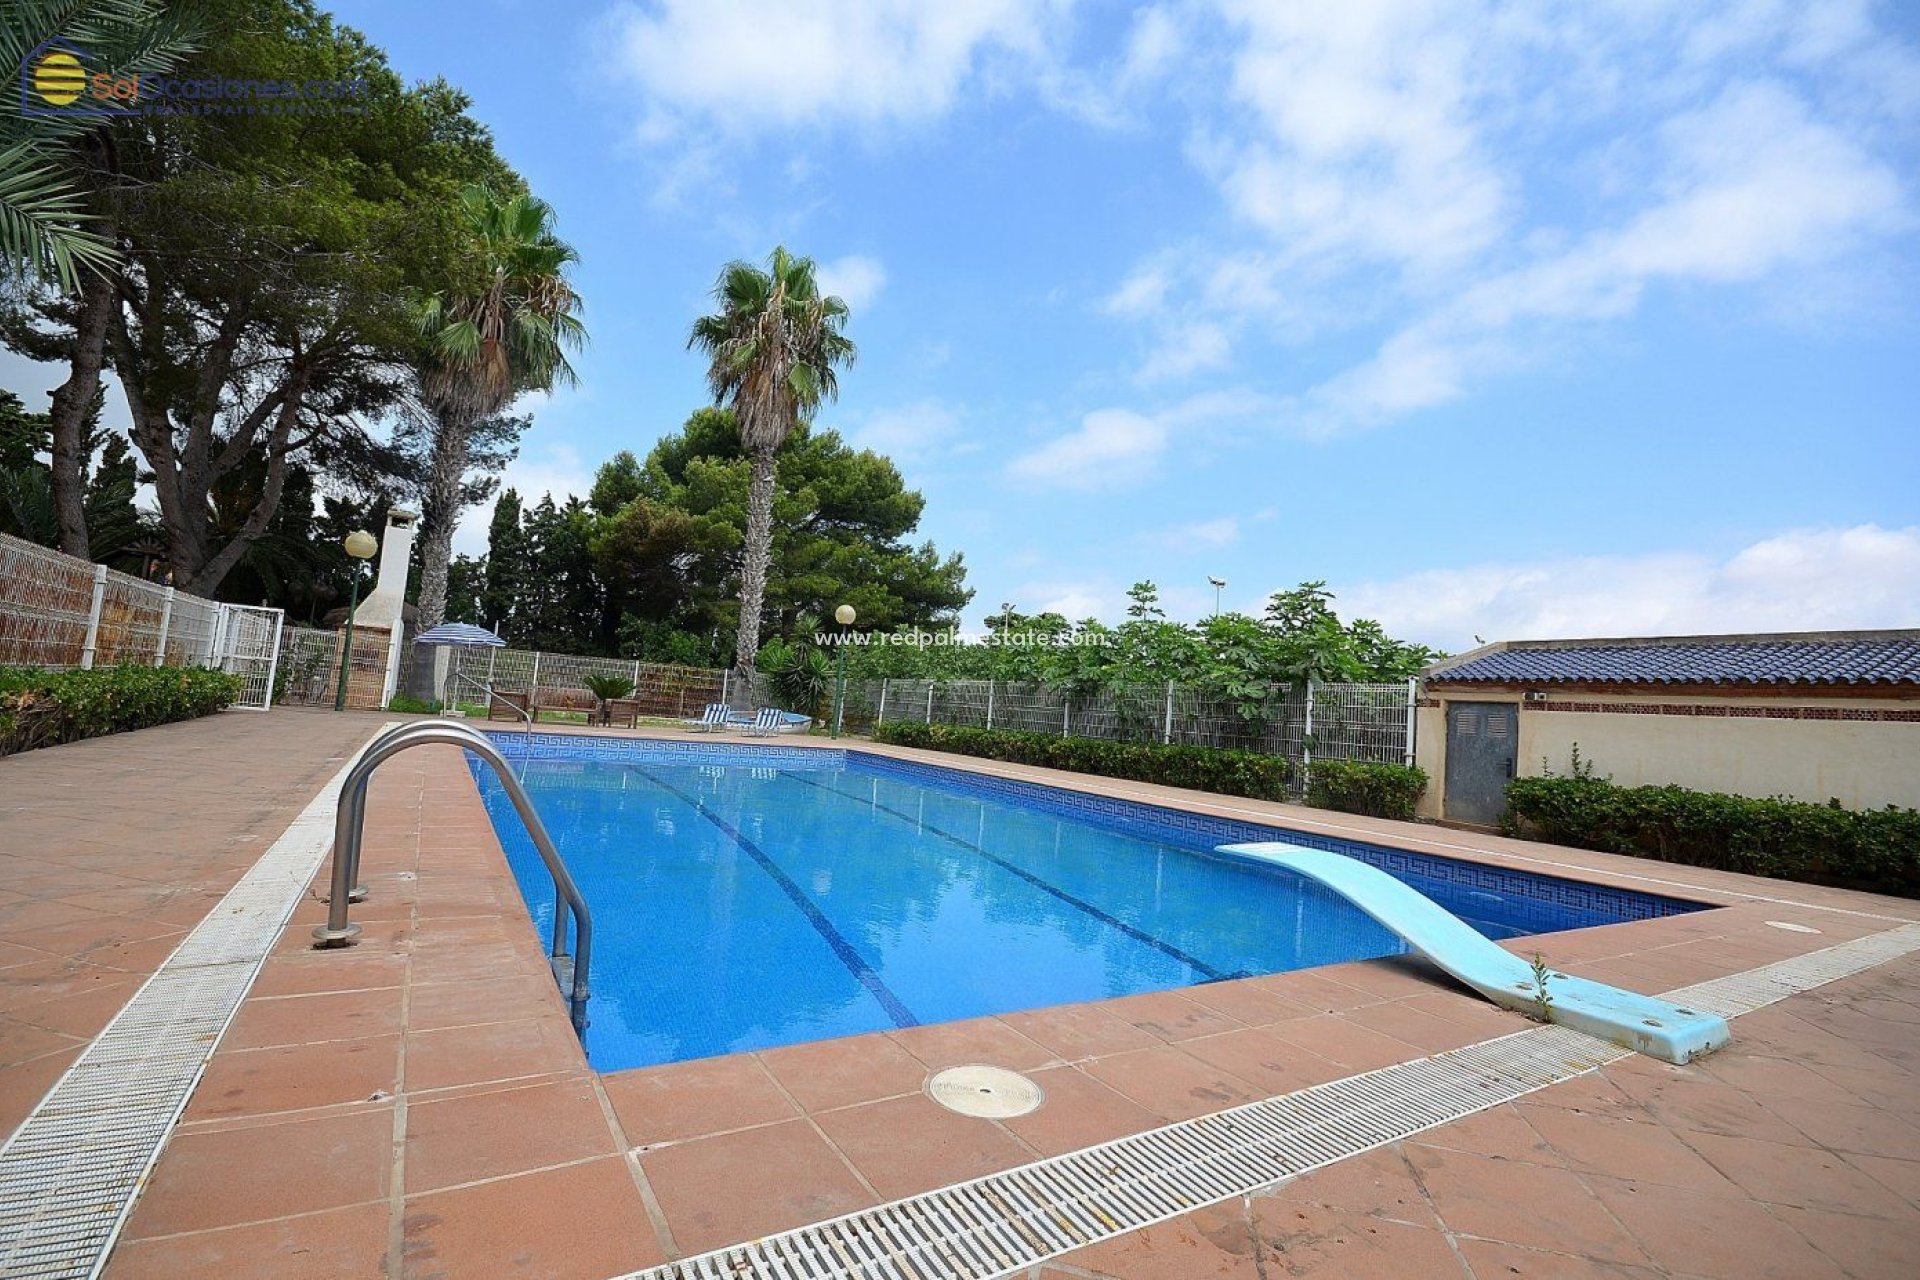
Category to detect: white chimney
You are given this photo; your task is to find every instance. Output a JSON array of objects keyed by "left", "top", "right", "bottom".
[{"left": 353, "top": 508, "right": 417, "bottom": 633}]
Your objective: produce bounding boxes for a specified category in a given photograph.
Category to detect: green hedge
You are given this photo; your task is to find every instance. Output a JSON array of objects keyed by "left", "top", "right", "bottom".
[
  {"left": 0, "top": 665, "right": 246, "bottom": 757},
  {"left": 1504, "top": 775, "right": 1920, "bottom": 899},
  {"left": 871, "top": 722, "right": 1296, "bottom": 801},
  {"left": 1306, "top": 760, "right": 1429, "bottom": 821}
]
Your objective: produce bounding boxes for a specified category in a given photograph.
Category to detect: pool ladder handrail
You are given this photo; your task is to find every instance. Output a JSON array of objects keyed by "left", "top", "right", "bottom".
[
  {"left": 448, "top": 669, "right": 534, "bottom": 738},
  {"left": 312, "top": 720, "right": 592, "bottom": 1034}
]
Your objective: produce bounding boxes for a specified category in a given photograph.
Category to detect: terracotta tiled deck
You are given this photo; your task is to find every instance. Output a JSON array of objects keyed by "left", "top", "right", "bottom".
[{"left": 3, "top": 711, "right": 1917, "bottom": 1279}]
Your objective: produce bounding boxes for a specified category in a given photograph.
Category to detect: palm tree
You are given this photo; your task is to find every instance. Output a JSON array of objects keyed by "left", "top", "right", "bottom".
[
  {"left": 689, "top": 247, "right": 855, "bottom": 681},
  {"left": 1, "top": 0, "right": 199, "bottom": 289},
  {"left": 412, "top": 185, "right": 584, "bottom": 635}
]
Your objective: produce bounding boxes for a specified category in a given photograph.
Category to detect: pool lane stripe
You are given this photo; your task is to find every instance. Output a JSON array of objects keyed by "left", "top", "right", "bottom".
[
  {"left": 786, "top": 771, "right": 1231, "bottom": 982},
  {"left": 625, "top": 765, "right": 919, "bottom": 1029}
]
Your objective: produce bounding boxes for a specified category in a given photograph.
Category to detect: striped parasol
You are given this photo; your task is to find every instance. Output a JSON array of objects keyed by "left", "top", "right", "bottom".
[{"left": 412, "top": 622, "right": 507, "bottom": 648}]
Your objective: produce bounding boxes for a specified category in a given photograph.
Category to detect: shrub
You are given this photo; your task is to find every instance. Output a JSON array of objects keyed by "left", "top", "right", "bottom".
[
  {"left": 1306, "top": 760, "right": 1429, "bottom": 820},
  {"left": 581, "top": 673, "right": 635, "bottom": 703},
  {"left": 386, "top": 694, "right": 442, "bottom": 714},
  {"left": 871, "top": 721, "right": 1295, "bottom": 802},
  {"left": 0, "top": 664, "right": 246, "bottom": 756},
  {"left": 1503, "top": 775, "right": 1920, "bottom": 899}
]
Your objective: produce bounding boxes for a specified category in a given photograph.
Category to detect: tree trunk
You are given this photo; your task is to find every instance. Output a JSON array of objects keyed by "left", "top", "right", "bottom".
[
  {"left": 46, "top": 270, "right": 116, "bottom": 559},
  {"left": 415, "top": 409, "right": 471, "bottom": 634},
  {"left": 733, "top": 444, "right": 778, "bottom": 684},
  {"left": 181, "top": 369, "right": 310, "bottom": 596}
]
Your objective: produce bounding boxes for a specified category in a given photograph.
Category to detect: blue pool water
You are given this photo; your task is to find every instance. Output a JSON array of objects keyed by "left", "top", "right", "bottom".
[{"left": 470, "top": 736, "right": 1706, "bottom": 1071}]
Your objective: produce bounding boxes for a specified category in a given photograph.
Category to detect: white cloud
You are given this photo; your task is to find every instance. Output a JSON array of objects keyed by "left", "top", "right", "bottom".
[
  {"left": 1088, "top": 4, "right": 1916, "bottom": 436},
  {"left": 1335, "top": 525, "right": 1920, "bottom": 652},
  {"left": 846, "top": 399, "right": 965, "bottom": 464},
  {"left": 1016, "top": 581, "right": 1116, "bottom": 622},
  {"left": 1203, "top": 0, "right": 1509, "bottom": 276},
  {"left": 608, "top": 0, "right": 1059, "bottom": 136},
  {"left": 1293, "top": 78, "right": 1908, "bottom": 433},
  {"left": 1005, "top": 387, "right": 1277, "bottom": 490},
  {"left": 454, "top": 444, "right": 594, "bottom": 557},
  {"left": 817, "top": 254, "right": 888, "bottom": 311},
  {"left": 1103, "top": 264, "right": 1173, "bottom": 318},
  {"left": 1121, "top": 5, "right": 1183, "bottom": 84},
  {"left": 1138, "top": 321, "right": 1232, "bottom": 383},
  {"left": 1159, "top": 516, "right": 1241, "bottom": 549},
  {"left": 1005, "top": 408, "right": 1165, "bottom": 491}
]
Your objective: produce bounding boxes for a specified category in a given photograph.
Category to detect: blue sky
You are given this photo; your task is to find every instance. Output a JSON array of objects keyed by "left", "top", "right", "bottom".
[{"left": 23, "top": 1, "right": 1920, "bottom": 649}]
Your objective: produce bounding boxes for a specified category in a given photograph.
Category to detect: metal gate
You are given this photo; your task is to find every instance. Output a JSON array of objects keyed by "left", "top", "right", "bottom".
[
  {"left": 1443, "top": 700, "right": 1517, "bottom": 825},
  {"left": 218, "top": 604, "right": 285, "bottom": 710}
]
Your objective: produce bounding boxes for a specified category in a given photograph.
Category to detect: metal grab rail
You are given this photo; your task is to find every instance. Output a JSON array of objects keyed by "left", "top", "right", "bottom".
[
  {"left": 449, "top": 669, "right": 534, "bottom": 735},
  {"left": 312, "top": 721, "right": 592, "bottom": 1033}
]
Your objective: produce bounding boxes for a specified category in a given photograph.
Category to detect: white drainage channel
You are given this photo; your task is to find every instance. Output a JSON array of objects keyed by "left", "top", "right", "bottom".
[
  {"left": 0, "top": 729, "right": 388, "bottom": 1280},
  {"left": 625, "top": 922, "right": 1920, "bottom": 1280}
]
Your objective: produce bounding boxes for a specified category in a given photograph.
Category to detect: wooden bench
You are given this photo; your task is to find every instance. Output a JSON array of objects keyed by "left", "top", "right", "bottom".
[
  {"left": 531, "top": 687, "right": 597, "bottom": 722},
  {"left": 484, "top": 690, "right": 532, "bottom": 722},
  {"left": 604, "top": 697, "right": 644, "bottom": 728}
]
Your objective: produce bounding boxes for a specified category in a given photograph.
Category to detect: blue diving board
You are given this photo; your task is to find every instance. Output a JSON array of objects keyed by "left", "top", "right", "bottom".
[{"left": 1217, "top": 844, "right": 1732, "bottom": 1065}]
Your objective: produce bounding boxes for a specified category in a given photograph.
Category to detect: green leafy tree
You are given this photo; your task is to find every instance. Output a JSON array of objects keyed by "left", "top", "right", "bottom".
[
  {"left": 480, "top": 487, "right": 528, "bottom": 633},
  {"left": 688, "top": 247, "right": 856, "bottom": 677},
  {"left": 591, "top": 408, "right": 969, "bottom": 658},
  {"left": 511, "top": 494, "right": 601, "bottom": 651},
  {"left": 444, "top": 553, "right": 485, "bottom": 625},
  {"left": 843, "top": 581, "right": 1439, "bottom": 693},
  {"left": 5, "top": 1, "right": 523, "bottom": 592}
]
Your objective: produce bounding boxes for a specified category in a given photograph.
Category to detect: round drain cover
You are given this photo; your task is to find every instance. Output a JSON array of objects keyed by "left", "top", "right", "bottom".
[
  {"left": 927, "top": 1065, "right": 1044, "bottom": 1118},
  {"left": 1764, "top": 920, "right": 1821, "bottom": 934}
]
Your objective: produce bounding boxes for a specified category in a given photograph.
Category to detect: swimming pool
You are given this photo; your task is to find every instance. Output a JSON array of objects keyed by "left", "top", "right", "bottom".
[{"left": 470, "top": 735, "right": 1707, "bottom": 1071}]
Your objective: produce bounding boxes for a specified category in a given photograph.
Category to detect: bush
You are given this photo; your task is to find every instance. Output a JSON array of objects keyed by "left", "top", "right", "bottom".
[
  {"left": 870, "top": 721, "right": 1295, "bottom": 802},
  {"left": 1306, "top": 760, "right": 1428, "bottom": 820},
  {"left": 0, "top": 664, "right": 246, "bottom": 756},
  {"left": 1503, "top": 775, "right": 1920, "bottom": 899},
  {"left": 386, "top": 694, "right": 442, "bottom": 714}
]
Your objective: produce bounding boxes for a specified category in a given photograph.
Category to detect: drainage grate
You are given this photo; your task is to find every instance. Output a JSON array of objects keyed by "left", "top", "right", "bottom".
[
  {"left": 622, "top": 922, "right": 1920, "bottom": 1280},
  {"left": 1664, "top": 923, "right": 1920, "bottom": 1019},
  {"left": 0, "top": 733, "right": 388, "bottom": 1280}
]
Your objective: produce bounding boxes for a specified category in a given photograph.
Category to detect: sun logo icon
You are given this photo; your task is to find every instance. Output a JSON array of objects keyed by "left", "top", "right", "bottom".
[{"left": 30, "top": 45, "right": 88, "bottom": 107}]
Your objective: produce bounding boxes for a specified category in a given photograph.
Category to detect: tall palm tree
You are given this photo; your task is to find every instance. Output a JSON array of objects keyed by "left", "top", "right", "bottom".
[
  {"left": 412, "top": 185, "right": 584, "bottom": 634},
  {"left": 689, "top": 246, "right": 855, "bottom": 680}
]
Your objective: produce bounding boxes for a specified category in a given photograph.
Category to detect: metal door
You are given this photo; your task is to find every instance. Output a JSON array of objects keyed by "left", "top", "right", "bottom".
[
  {"left": 218, "top": 605, "right": 285, "bottom": 710},
  {"left": 1443, "top": 701, "right": 1517, "bottom": 825}
]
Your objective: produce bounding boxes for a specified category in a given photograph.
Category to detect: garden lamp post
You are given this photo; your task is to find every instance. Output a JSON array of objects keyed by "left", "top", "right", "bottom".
[
  {"left": 831, "top": 603, "right": 856, "bottom": 738},
  {"left": 333, "top": 529, "right": 379, "bottom": 711}
]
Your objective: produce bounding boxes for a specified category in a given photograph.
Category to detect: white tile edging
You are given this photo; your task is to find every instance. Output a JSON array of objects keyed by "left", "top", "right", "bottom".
[{"left": 0, "top": 723, "right": 396, "bottom": 1280}]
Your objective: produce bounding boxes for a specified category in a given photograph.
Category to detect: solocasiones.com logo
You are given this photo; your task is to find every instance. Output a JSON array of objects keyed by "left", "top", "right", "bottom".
[{"left": 19, "top": 36, "right": 367, "bottom": 117}]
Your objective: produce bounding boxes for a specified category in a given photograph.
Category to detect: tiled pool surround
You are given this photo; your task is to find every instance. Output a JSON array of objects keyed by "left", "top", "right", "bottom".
[{"left": 13, "top": 714, "right": 1918, "bottom": 1280}]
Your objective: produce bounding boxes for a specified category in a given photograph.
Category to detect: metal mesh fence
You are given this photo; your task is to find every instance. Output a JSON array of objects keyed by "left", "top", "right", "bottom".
[
  {"left": 444, "top": 645, "right": 725, "bottom": 720},
  {"left": 863, "top": 675, "right": 1415, "bottom": 786},
  {"left": 0, "top": 532, "right": 284, "bottom": 708},
  {"left": 1310, "top": 680, "right": 1418, "bottom": 765},
  {"left": 0, "top": 534, "right": 103, "bottom": 667},
  {"left": 275, "top": 626, "right": 343, "bottom": 707}
]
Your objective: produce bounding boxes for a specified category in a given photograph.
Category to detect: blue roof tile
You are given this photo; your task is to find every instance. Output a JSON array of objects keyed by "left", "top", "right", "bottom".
[{"left": 1428, "top": 636, "right": 1920, "bottom": 687}]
